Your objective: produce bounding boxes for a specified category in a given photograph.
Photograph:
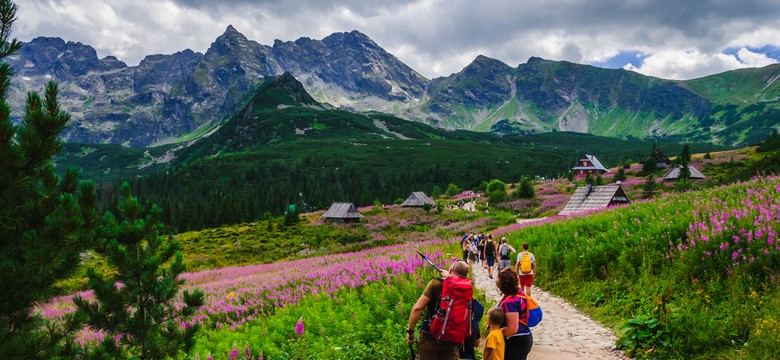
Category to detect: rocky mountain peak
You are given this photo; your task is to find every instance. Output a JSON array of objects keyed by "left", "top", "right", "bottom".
[
  {"left": 212, "top": 25, "right": 252, "bottom": 50},
  {"left": 322, "top": 30, "right": 378, "bottom": 49},
  {"left": 463, "top": 55, "right": 511, "bottom": 74}
]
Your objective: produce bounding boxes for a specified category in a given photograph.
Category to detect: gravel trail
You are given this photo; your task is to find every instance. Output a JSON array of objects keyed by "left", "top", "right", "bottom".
[{"left": 470, "top": 262, "right": 627, "bottom": 359}]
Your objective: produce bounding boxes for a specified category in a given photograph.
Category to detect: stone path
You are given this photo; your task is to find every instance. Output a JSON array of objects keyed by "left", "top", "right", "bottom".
[{"left": 470, "top": 262, "right": 627, "bottom": 359}]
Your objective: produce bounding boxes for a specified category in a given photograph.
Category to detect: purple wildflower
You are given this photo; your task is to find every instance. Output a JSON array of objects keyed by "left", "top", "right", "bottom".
[{"left": 295, "top": 316, "right": 305, "bottom": 336}]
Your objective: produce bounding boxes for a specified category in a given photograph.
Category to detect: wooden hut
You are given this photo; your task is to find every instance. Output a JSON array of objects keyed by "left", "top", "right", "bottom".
[
  {"left": 663, "top": 165, "right": 706, "bottom": 181},
  {"left": 559, "top": 184, "right": 630, "bottom": 215},
  {"left": 321, "top": 202, "right": 364, "bottom": 223},
  {"left": 400, "top": 192, "right": 436, "bottom": 208},
  {"left": 572, "top": 154, "right": 610, "bottom": 177}
]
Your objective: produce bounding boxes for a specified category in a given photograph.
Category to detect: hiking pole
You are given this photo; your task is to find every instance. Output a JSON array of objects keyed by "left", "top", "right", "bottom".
[
  {"left": 409, "top": 341, "right": 415, "bottom": 360},
  {"left": 416, "top": 251, "right": 444, "bottom": 274}
]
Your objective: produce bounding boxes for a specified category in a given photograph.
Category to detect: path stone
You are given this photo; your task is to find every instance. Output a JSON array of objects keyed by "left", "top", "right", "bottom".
[{"left": 469, "top": 261, "right": 627, "bottom": 359}]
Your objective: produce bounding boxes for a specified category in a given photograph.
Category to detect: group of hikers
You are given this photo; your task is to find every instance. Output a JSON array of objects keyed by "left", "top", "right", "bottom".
[{"left": 406, "top": 231, "right": 538, "bottom": 360}]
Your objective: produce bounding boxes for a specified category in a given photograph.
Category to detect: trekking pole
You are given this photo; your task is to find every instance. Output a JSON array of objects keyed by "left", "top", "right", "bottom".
[
  {"left": 409, "top": 341, "right": 415, "bottom": 360},
  {"left": 416, "top": 251, "right": 445, "bottom": 274}
]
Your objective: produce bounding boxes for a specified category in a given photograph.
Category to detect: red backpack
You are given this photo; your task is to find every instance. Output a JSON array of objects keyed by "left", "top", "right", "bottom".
[{"left": 429, "top": 275, "right": 474, "bottom": 343}]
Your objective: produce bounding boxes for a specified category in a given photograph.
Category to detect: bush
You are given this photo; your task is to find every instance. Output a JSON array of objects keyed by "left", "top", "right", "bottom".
[
  {"left": 445, "top": 183, "right": 462, "bottom": 197},
  {"left": 486, "top": 179, "right": 508, "bottom": 203},
  {"left": 513, "top": 177, "right": 535, "bottom": 199}
]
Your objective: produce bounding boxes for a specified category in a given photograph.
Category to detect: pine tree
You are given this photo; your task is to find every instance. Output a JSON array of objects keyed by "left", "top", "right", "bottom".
[
  {"left": 642, "top": 174, "right": 657, "bottom": 199},
  {"left": 677, "top": 144, "right": 692, "bottom": 181},
  {"left": 614, "top": 167, "right": 626, "bottom": 182},
  {"left": 0, "top": 0, "right": 101, "bottom": 356},
  {"left": 642, "top": 143, "right": 658, "bottom": 175},
  {"left": 73, "top": 183, "right": 204, "bottom": 359}
]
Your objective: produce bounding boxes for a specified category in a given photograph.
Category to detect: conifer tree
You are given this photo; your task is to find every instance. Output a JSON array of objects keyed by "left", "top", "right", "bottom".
[
  {"left": 642, "top": 143, "right": 658, "bottom": 175},
  {"left": 677, "top": 144, "right": 692, "bottom": 181},
  {"left": 0, "top": 1, "right": 101, "bottom": 357},
  {"left": 614, "top": 167, "right": 626, "bottom": 182},
  {"left": 73, "top": 183, "right": 204, "bottom": 359},
  {"left": 642, "top": 174, "right": 657, "bottom": 199}
]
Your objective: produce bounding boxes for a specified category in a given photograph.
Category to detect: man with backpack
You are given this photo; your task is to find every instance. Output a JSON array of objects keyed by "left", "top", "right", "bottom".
[
  {"left": 497, "top": 238, "right": 516, "bottom": 272},
  {"left": 483, "top": 234, "right": 498, "bottom": 279},
  {"left": 406, "top": 260, "right": 474, "bottom": 360},
  {"left": 514, "top": 243, "right": 536, "bottom": 297}
]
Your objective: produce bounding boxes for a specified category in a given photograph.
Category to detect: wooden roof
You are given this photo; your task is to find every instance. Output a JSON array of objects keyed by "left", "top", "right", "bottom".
[
  {"left": 572, "top": 154, "right": 610, "bottom": 172},
  {"left": 663, "top": 165, "right": 706, "bottom": 180},
  {"left": 559, "top": 184, "right": 629, "bottom": 215},
  {"left": 401, "top": 191, "right": 436, "bottom": 207},
  {"left": 321, "top": 202, "right": 364, "bottom": 219}
]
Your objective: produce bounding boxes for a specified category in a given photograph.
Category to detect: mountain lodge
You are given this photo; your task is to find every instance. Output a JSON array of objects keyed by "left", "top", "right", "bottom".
[{"left": 572, "top": 154, "right": 610, "bottom": 177}]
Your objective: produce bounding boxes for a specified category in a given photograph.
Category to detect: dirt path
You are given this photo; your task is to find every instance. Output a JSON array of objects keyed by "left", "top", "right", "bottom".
[{"left": 470, "top": 262, "right": 626, "bottom": 359}]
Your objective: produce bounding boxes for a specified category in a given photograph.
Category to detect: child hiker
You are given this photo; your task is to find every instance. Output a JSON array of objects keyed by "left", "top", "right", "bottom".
[{"left": 484, "top": 307, "right": 506, "bottom": 360}]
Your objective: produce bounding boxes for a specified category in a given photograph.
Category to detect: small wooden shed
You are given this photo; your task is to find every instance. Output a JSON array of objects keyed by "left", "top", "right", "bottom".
[
  {"left": 321, "top": 202, "right": 364, "bottom": 223},
  {"left": 559, "top": 184, "right": 630, "bottom": 215},
  {"left": 400, "top": 192, "right": 436, "bottom": 208}
]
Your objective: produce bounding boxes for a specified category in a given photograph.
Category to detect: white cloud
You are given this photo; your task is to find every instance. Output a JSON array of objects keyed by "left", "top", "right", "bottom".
[
  {"left": 736, "top": 48, "right": 777, "bottom": 67},
  {"left": 13, "top": 0, "right": 780, "bottom": 79},
  {"left": 624, "top": 48, "right": 778, "bottom": 80}
]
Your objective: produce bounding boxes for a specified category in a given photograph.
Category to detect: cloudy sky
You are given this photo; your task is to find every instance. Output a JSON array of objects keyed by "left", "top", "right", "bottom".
[{"left": 15, "top": 0, "right": 780, "bottom": 80}]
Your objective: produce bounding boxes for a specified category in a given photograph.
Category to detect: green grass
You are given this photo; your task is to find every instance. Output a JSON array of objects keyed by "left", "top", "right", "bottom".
[{"left": 500, "top": 175, "right": 780, "bottom": 359}]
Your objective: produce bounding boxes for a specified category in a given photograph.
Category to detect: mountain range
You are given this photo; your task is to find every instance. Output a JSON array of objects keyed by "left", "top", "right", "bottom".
[
  {"left": 55, "top": 71, "right": 722, "bottom": 230},
  {"left": 8, "top": 26, "right": 780, "bottom": 147}
]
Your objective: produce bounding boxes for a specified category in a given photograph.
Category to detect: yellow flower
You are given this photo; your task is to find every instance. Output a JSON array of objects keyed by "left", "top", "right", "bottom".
[
  {"left": 749, "top": 291, "right": 758, "bottom": 299},
  {"left": 696, "top": 288, "right": 704, "bottom": 295}
]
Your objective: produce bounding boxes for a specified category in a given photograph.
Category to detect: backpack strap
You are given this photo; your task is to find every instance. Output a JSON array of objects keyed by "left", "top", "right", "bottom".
[{"left": 499, "top": 294, "right": 530, "bottom": 326}]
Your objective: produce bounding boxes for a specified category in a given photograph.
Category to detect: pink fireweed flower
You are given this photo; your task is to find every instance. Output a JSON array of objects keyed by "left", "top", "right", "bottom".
[{"left": 295, "top": 316, "right": 305, "bottom": 336}]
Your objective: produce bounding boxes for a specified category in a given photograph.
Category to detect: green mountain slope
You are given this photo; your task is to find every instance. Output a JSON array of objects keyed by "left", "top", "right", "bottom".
[
  {"left": 413, "top": 57, "right": 780, "bottom": 147},
  {"left": 57, "top": 73, "right": 724, "bottom": 231}
]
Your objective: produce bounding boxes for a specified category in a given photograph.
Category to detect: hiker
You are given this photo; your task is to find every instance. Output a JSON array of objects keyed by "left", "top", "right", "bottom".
[
  {"left": 406, "top": 260, "right": 472, "bottom": 360},
  {"left": 459, "top": 299, "right": 483, "bottom": 360},
  {"left": 514, "top": 243, "right": 536, "bottom": 297},
  {"left": 478, "top": 234, "right": 486, "bottom": 269},
  {"left": 497, "top": 238, "right": 516, "bottom": 272},
  {"left": 483, "top": 307, "right": 506, "bottom": 360},
  {"left": 496, "top": 268, "right": 533, "bottom": 360},
  {"left": 461, "top": 232, "right": 472, "bottom": 261},
  {"left": 463, "top": 235, "right": 478, "bottom": 266},
  {"left": 484, "top": 234, "right": 498, "bottom": 279}
]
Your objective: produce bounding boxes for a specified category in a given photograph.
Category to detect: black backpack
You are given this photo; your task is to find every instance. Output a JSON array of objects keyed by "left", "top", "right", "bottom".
[{"left": 485, "top": 240, "right": 496, "bottom": 257}]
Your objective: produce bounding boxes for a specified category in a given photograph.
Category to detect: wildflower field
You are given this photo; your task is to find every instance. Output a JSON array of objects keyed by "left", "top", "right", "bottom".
[
  {"left": 40, "top": 169, "right": 780, "bottom": 359},
  {"left": 503, "top": 175, "right": 780, "bottom": 359},
  {"left": 44, "top": 240, "right": 461, "bottom": 359}
]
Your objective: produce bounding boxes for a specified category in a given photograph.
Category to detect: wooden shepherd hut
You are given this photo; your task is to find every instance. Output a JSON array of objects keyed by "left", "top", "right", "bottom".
[
  {"left": 321, "top": 202, "right": 364, "bottom": 223},
  {"left": 559, "top": 184, "right": 630, "bottom": 215},
  {"left": 572, "top": 154, "right": 610, "bottom": 177},
  {"left": 400, "top": 191, "right": 436, "bottom": 208},
  {"left": 663, "top": 165, "right": 706, "bottom": 181}
]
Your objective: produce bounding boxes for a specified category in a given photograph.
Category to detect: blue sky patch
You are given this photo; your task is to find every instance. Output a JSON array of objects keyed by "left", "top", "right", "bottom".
[
  {"left": 592, "top": 50, "right": 647, "bottom": 69},
  {"left": 723, "top": 45, "right": 780, "bottom": 62}
]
